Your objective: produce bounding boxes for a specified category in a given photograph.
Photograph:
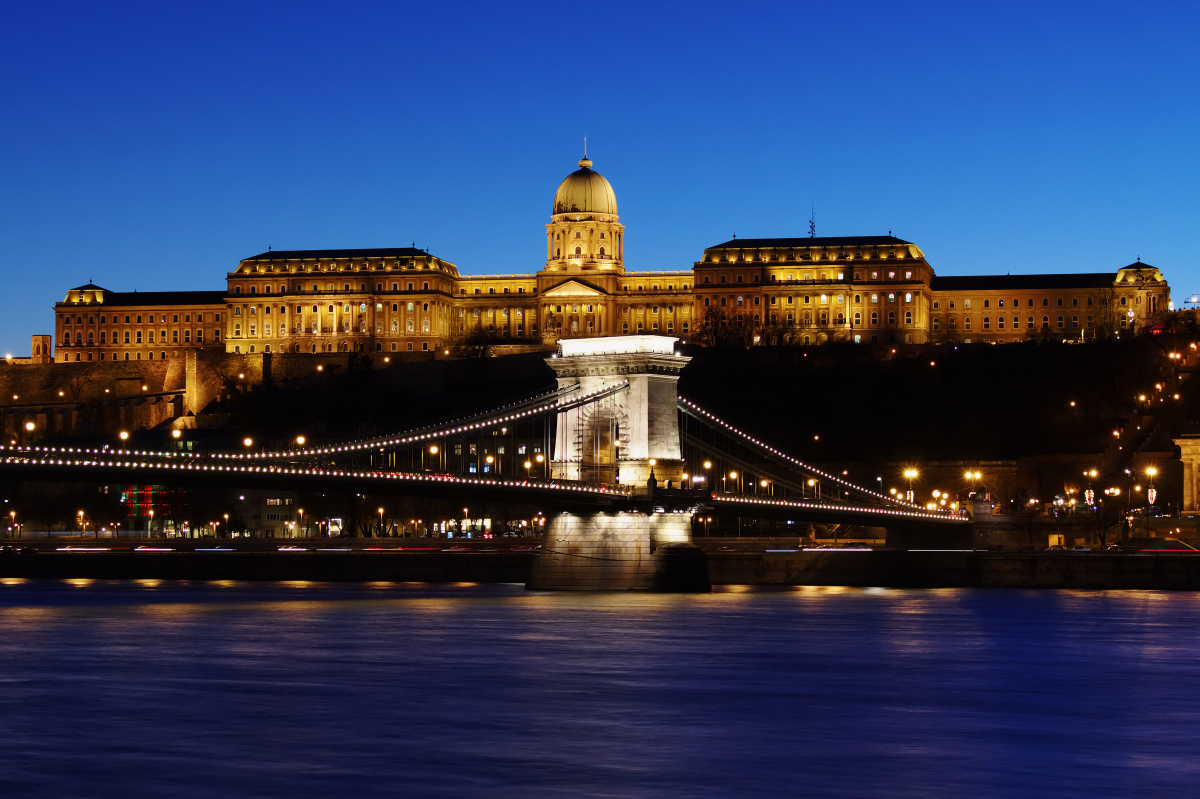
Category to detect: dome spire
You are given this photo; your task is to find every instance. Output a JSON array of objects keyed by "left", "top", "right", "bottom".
[{"left": 579, "top": 136, "right": 592, "bottom": 169}]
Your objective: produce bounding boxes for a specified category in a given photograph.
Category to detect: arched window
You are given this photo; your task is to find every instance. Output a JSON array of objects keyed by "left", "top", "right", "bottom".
[
  {"left": 1042, "top": 316, "right": 1050, "bottom": 329},
  {"left": 574, "top": 246, "right": 582, "bottom": 255},
  {"left": 983, "top": 317, "right": 991, "bottom": 330},
  {"left": 905, "top": 311, "right": 913, "bottom": 325},
  {"left": 599, "top": 247, "right": 605, "bottom": 256},
  {"left": 1072, "top": 315, "right": 1079, "bottom": 328},
  {"left": 1057, "top": 315, "right": 1065, "bottom": 328}
]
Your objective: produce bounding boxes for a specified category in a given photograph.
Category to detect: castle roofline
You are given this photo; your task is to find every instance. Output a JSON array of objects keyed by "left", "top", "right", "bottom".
[
  {"left": 240, "top": 247, "right": 439, "bottom": 261},
  {"left": 930, "top": 273, "right": 1118, "bottom": 291},
  {"left": 706, "top": 235, "right": 914, "bottom": 249}
]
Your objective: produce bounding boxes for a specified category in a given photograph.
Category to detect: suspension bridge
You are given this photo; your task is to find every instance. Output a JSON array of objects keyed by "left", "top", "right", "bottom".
[{"left": 0, "top": 335, "right": 965, "bottom": 588}]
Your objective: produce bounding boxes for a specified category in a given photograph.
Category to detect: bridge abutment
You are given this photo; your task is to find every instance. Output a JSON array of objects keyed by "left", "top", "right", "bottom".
[{"left": 528, "top": 511, "right": 710, "bottom": 591}]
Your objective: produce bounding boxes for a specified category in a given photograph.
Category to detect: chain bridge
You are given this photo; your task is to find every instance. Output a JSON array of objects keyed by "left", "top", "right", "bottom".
[{"left": 0, "top": 336, "right": 964, "bottom": 589}]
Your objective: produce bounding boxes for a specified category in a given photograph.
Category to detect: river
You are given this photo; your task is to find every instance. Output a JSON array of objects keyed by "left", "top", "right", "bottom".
[{"left": 0, "top": 580, "right": 1196, "bottom": 798}]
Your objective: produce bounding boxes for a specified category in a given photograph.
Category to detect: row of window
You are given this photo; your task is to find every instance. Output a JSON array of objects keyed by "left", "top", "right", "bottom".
[
  {"left": 933, "top": 296, "right": 1122, "bottom": 310},
  {"left": 62, "top": 329, "right": 216, "bottom": 346},
  {"left": 244, "top": 261, "right": 440, "bottom": 273},
  {"left": 708, "top": 251, "right": 912, "bottom": 264},
  {"left": 233, "top": 301, "right": 437, "bottom": 316},
  {"left": 60, "top": 312, "right": 219, "bottom": 325},
  {"left": 233, "top": 320, "right": 434, "bottom": 336},
  {"left": 62, "top": 351, "right": 178, "bottom": 362},
  {"left": 701, "top": 269, "right": 918, "bottom": 284},
  {"left": 231, "top": 341, "right": 439, "bottom": 355},
  {"left": 931, "top": 315, "right": 1124, "bottom": 331},
  {"left": 460, "top": 286, "right": 531, "bottom": 294}
]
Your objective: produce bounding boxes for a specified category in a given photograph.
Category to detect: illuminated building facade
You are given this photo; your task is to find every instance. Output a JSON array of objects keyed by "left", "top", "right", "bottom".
[{"left": 48, "top": 155, "right": 1171, "bottom": 362}]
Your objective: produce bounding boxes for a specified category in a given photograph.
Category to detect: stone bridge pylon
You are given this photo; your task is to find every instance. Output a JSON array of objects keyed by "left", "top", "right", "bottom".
[
  {"left": 546, "top": 335, "right": 689, "bottom": 487},
  {"left": 531, "top": 335, "right": 708, "bottom": 591}
]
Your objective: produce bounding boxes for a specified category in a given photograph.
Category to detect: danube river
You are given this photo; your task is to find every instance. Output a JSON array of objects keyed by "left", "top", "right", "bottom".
[{"left": 1, "top": 581, "right": 1197, "bottom": 798}]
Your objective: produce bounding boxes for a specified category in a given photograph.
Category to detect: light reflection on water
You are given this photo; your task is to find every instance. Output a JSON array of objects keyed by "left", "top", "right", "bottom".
[{"left": 1, "top": 582, "right": 1198, "bottom": 798}]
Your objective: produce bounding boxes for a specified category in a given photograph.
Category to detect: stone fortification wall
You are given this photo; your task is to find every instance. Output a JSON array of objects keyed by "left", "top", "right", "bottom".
[{"left": 0, "top": 349, "right": 425, "bottom": 441}]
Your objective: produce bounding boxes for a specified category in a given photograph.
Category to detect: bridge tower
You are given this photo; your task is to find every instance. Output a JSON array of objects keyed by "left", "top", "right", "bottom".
[
  {"left": 546, "top": 335, "right": 689, "bottom": 486},
  {"left": 531, "top": 335, "right": 708, "bottom": 591}
]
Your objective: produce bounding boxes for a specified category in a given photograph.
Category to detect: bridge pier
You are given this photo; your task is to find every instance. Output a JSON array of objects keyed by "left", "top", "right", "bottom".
[{"left": 528, "top": 510, "right": 710, "bottom": 591}]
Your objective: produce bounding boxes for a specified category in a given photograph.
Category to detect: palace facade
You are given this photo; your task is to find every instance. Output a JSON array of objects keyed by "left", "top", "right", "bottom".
[{"left": 50, "top": 155, "right": 1170, "bottom": 363}]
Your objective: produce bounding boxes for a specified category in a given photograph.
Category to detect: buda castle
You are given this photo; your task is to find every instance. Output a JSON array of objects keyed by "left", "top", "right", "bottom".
[{"left": 50, "top": 155, "right": 1170, "bottom": 364}]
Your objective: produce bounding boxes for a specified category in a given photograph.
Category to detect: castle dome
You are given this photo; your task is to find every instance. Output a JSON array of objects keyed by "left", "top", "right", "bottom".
[{"left": 552, "top": 156, "right": 617, "bottom": 217}]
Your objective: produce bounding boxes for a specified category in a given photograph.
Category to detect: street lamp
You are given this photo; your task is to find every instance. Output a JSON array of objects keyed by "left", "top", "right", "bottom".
[
  {"left": 119, "top": 431, "right": 129, "bottom": 443},
  {"left": 8, "top": 510, "right": 15, "bottom": 538},
  {"left": 378, "top": 507, "right": 385, "bottom": 536},
  {"left": 463, "top": 507, "right": 469, "bottom": 537},
  {"left": 77, "top": 510, "right": 85, "bottom": 536},
  {"left": 224, "top": 513, "right": 230, "bottom": 537},
  {"left": 243, "top": 437, "right": 253, "bottom": 449},
  {"left": 524, "top": 460, "right": 532, "bottom": 478},
  {"left": 904, "top": 468, "right": 919, "bottom": 503},
  {"left": 1146, "top": 466, "right": 1158, "bottom": 508},
  {"left": 148, "top": 508, "right": 154, "bottom": 536},
  {"left": 486, "top": 454, "right": 495, "bottom": 473}
]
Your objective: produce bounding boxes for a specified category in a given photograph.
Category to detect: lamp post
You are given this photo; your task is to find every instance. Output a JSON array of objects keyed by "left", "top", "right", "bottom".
[
  {"left": 535, "top": 453, "right": 545, "bottom": 478},
  {"left": 524, "top": 460, "right": 532, "bottom": 479},
  {"left": 463, "top": 507, "right": 469, "bottom": 538},
  {"left": 378, "top": 507, "right": 385, "bottom": 537},
  {"left": 1146, "top": 466, "right": 1158, "bottom": 537},
  {"left": 148, "top": 508, "right": 154, "bottom": 537},
  {"left": 8, "top": 510, "right": 15, "bottom": 539},
  {"left": 224, "top": 513, "right": 230, "bottom": 538},
  {"left": 904, "top": 468, "right": 919, "bottom": 503}
]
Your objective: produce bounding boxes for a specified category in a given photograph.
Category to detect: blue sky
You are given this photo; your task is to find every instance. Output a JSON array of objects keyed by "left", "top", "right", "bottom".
[{"left": 2, "top": 0, "right": 1197, "bottom": 354}]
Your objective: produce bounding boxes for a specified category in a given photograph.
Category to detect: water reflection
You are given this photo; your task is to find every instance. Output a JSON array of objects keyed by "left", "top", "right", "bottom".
[{"left": 0, "top": 583, "right": 1198, "bottom": 798}]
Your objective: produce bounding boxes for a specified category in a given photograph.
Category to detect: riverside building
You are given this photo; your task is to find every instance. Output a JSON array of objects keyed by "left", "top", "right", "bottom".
[{"left": 50, "top": 155, "right": 1170, "bottom": 362}]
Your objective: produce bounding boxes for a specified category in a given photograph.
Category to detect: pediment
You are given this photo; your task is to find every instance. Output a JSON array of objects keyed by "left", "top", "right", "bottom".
[{"left": 542, "top": 279, "right": 607, "bottom": 298}]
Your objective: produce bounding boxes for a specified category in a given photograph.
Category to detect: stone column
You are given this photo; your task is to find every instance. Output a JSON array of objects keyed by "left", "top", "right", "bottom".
[{"left": 1174, "top": 436, "right": 1200, "bottom": 512}]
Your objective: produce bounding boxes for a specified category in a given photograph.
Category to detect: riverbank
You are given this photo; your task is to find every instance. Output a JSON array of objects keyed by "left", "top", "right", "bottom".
[{"left": 7, "top": 542, "right": 1200, "bottom": 589}]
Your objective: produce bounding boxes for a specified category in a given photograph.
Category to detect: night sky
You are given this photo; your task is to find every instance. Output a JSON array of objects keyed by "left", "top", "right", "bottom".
[{"left": 2, "top": 0, "right": 1197, "bottom": 354}]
